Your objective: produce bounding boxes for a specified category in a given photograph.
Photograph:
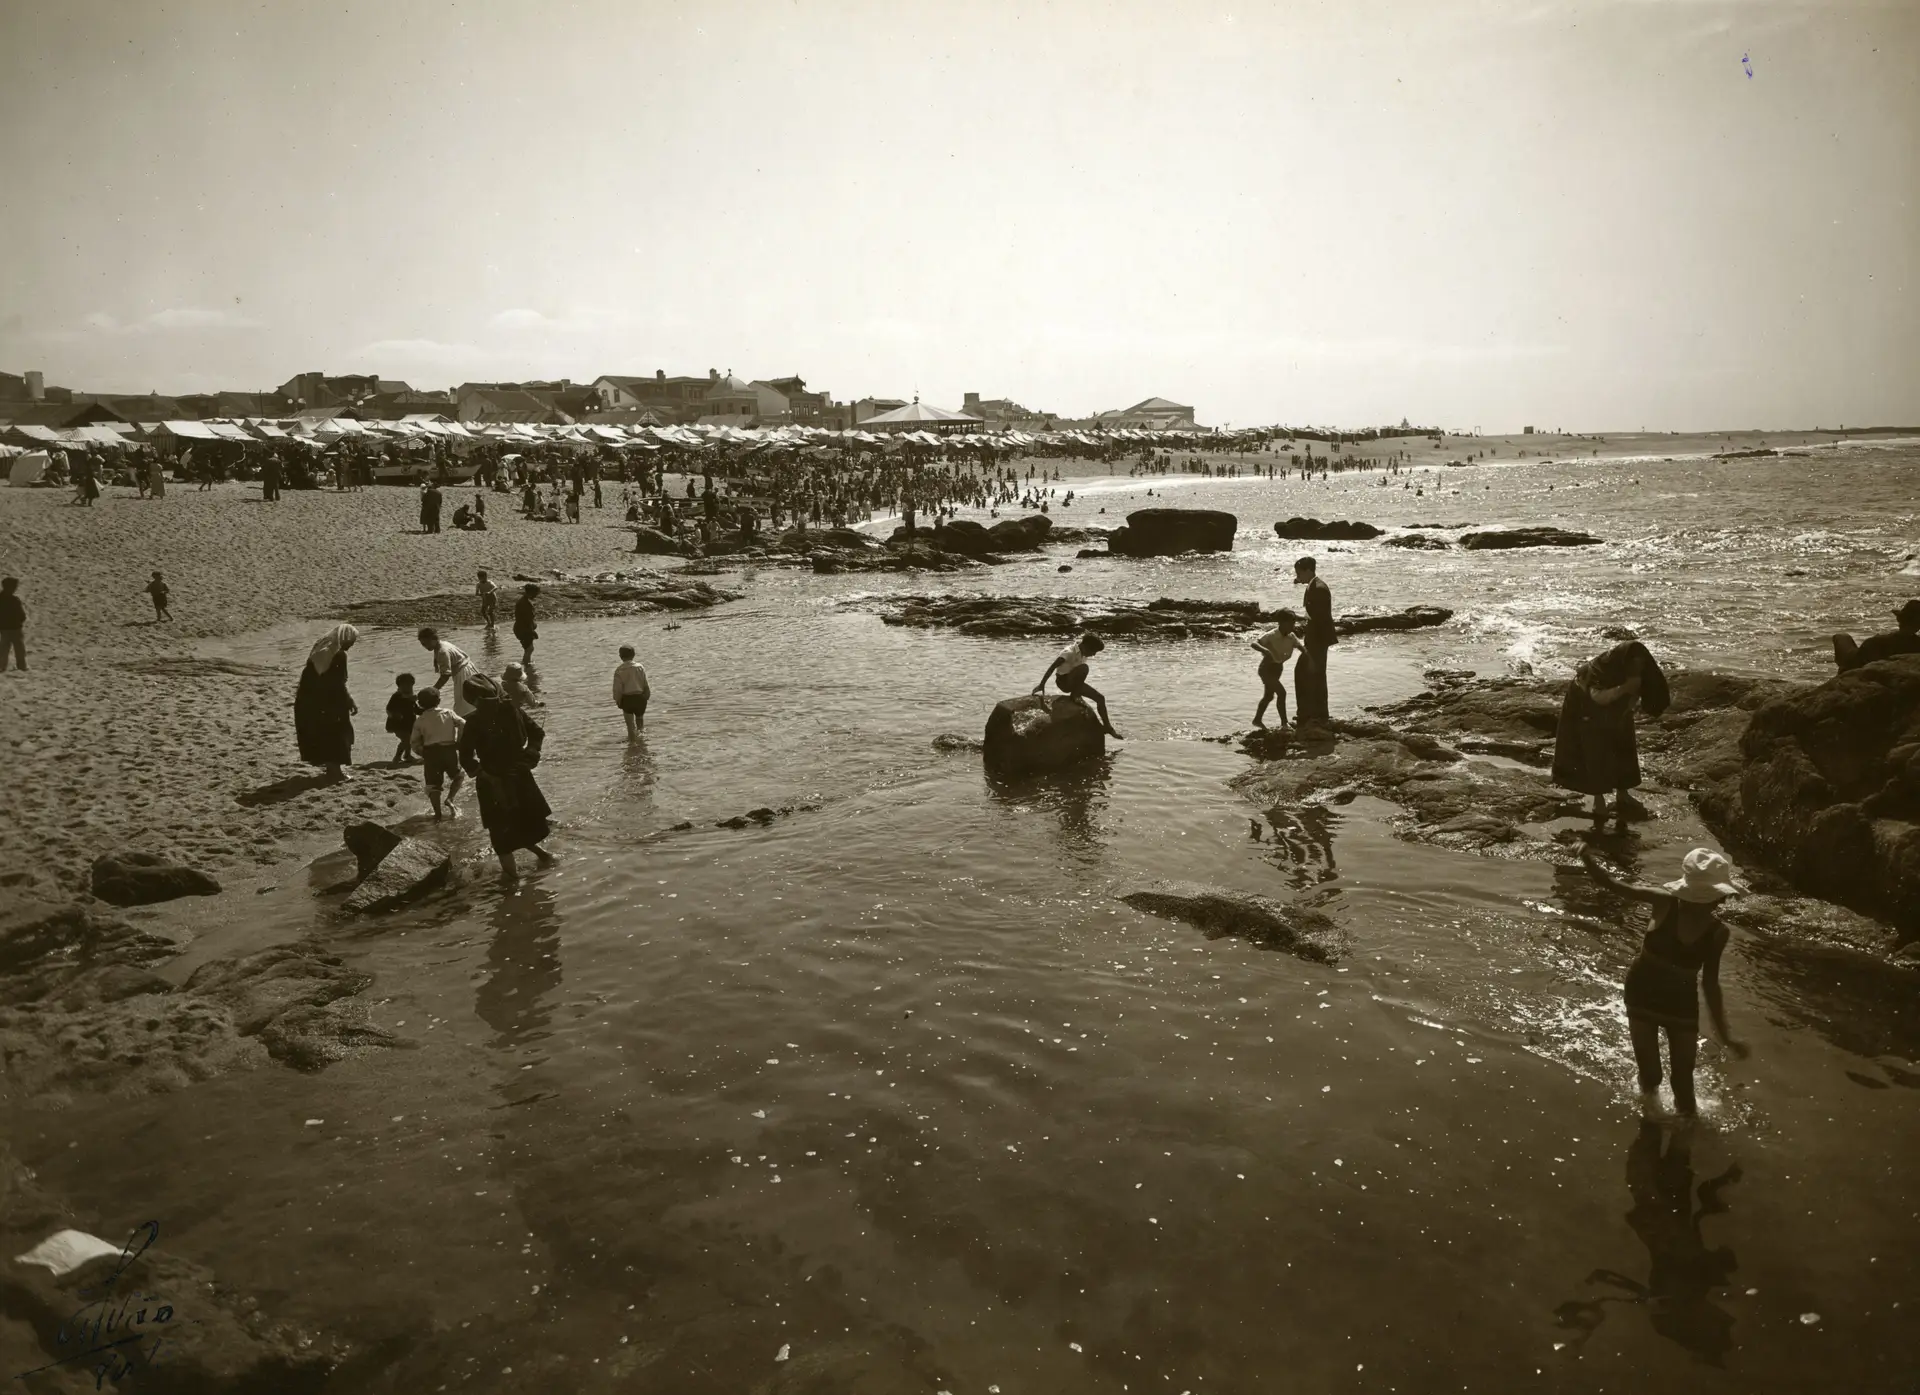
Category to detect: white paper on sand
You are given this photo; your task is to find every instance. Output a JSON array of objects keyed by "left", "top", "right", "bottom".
[{"left": 14, "top": 1229, "right": 124, "bottom": 1277}]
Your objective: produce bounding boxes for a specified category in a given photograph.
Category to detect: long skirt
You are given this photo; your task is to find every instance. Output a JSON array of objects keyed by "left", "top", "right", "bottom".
[
  {"left": 294, "top": 663, "right": 355, "bottom": 766},
  {"left": 475, "top": 765, "right": 552, "bottom": 855},
  {"left": 1551, "top": 684, "right": 1640, "bottom": 795}
]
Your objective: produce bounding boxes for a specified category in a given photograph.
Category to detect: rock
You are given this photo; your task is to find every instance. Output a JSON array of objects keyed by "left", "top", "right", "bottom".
[
  {"left": 983, "top": 695, "right": 1105, "bottom": 773},
  {"left": 916, "top": 518, "right": 995, "bottom": 555},
  {"left": 1107, "top": 508, "right": 1237, "bottom": 557},
  {"left": 1697, "top": 655, "right": 1920, "bottom": 933},
  {"left": 1384, "top": 533, "right": 1450, "bottom": 550},
  {"left": 1273, "top": 517, "right": 1382, "bottom": 540},
  {"left": 932, "top": 733, "right": 984, "bottom": 753},
  {"left": 631, "top": 524, "right": 688, "bottom": 555},
  {"left": 812, "top": 544, "right": 978, "bottom": 574},
  {"left": 1120, "top": 881, "right": 1348, "bottom": 962},
  {"left": 1335, "top": 605, "right": 1452, "bottom": 636},
  {"left": 0, "top": 1240, "right": 339, "bottom": 1393},
  {"left": 88, "top": 852, "right": 221, "bottom": 908},
  {"left": 341, "top": 833, "right": 450, "bottom": 914},
  {"left": 186, "top": 941, "right": 400, "bottom": 1071},
  {"left": 1457, "top": 527, "right": 1603, "bottom": 550},
  {"left": 341, "top": 821, "right": 403, "bottom": 880},
  {"left": 985, "top": 515, "right": 1053, "bottom": 551},
  {"left": 339, "top": 577, "right": 738, "bottom": 628}
]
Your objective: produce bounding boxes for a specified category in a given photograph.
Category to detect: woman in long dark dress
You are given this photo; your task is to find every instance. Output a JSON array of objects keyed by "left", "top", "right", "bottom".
[
  {"left": 295, "top": 623, "right": 359, "bottom": 781},
  {"left": 1552, "top": 640, "right": 1670, "bottom": 830},
  {"left": 458, "top": 673, "right": 555, "bottom": 880}
]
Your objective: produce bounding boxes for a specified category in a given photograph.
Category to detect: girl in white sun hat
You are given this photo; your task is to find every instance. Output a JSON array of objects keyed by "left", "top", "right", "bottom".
[{"left": 1580, "top": 844, "right": 1748, "bottom": 1120}]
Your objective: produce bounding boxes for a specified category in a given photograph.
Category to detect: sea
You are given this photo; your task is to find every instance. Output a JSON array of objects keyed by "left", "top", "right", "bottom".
[{"left": 13, "top": 442, "right": 1920, "bottom": 1394}]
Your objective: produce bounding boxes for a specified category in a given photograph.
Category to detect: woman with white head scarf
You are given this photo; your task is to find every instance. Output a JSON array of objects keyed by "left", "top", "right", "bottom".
[{"left": 295, "top": 623, "right": 360, "bottom": 780}]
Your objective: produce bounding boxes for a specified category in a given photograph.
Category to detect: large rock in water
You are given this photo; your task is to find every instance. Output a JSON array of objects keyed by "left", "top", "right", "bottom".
[
  {"left": 1458, "top": 527, "right": 1603, "bottom": 550},
  {"left": 1120, "top": 881, "right": 1348, "bottom": 962},
  {"left": 340, "top": 822, "right": 449, "bottom": 913},
  {"left": 982, "top": 695, "right": 1105, "bottom": 773},
  {"left": 986, "top": 515, "right": 1053, "bottom": 551},
  {"left": 89, "top": 851, "right": 221, "bottom": 907},
  {"left": 1107, "top": 508, "right": 1237, "bottom": 557},
  {"left": 1274, "top": 517, "right": 1382, "bottom": 540},
  {"left": 1698, "top": 655, "right": 1920, "bottom": 933}
]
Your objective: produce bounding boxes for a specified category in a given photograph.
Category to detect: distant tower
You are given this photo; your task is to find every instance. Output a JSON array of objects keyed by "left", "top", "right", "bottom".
[{"left": 25, "top": 370, "right": 44, "bottom": 401}]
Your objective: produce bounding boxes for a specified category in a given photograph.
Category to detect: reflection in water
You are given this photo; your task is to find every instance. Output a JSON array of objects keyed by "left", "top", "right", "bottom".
[
  {"left": 477, "top": 626, "right": 505, "bottom": 664},
  {"left": 984, "top": 759, "right": 1113, "bottom": 870},
  {"left": 1555, "top": 1122, "right": 1742, "bottom": 1365},
  {"left": 473, "top": 881, "right": 564, "bottom": 1049},
  {"left": 1254, "top": 804, "right": 1340, "bottom": 888}
]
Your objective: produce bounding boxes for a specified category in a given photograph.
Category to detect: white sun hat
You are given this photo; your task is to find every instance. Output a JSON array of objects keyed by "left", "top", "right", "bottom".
[{"left": 1666, "top": 847, "right": 1740, "bottom": 902}]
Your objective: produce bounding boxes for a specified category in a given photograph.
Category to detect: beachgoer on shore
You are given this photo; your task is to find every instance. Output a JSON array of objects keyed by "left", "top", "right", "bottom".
[
  {"left": 1833, "top": 598, "right": 1920, "bottom": 671},
  {"left": 613, "top": 645, "right": 650, "bottom": 737},
  {"left": 1034, "top": 632, "right": 1124, "bottom": 739},
  {"left": 1292, "top": 557, "right": 1335, "bottom": 724},
  {"left": 412, "top": 687, "right": 466, "bottom": 819},
  {"left": 1552, "top": 640, "right": 1671, "bottom": 830},
  {"left": 420, "top": 480, "right": 444, "bottom": 534},
  {"left": 145, "top": 570, "right": 171, "bottom": 622},
  {"left": 513, "top": 585, "right": 540, "bottom": 666},
  {"left": 418, "top": 627, "right": 478, "bottom": 717},
  {"left": 458, "top": 673, "right": 555, "bottom": 880},
  {"left": 0, "top": 578, "right": 25, "bottom": 672},
  {"left": 477, "top": 570, "right": 498, "bottom": 628},
  {"left": 295, "top": 624, "right": 359, "bottom": 781},
  {"left": 1580, "top": 845, "right": 1747, "bottom": 1120},
  {"left": 386, "top": 673, "right": 418, "bottom": 765},
  {"left": 1251, "top": 609, "right": 1301, "bottom": 729}
]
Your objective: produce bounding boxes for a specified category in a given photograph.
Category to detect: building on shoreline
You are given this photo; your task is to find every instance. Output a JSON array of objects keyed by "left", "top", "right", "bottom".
[
  {"left": 961, "top": 392, "right": 1057, "bottom": 430},
  {"left": 1095, "top": 396, "right": 1199, "bottom": 430}
]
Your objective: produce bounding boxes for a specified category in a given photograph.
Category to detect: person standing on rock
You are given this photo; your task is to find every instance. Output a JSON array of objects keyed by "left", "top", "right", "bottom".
[
  {"left": 296, "top": 624, "right": 359, "bottom": 781},
  {"left": 418, "top": 627, "right": 478, "bottom": 717},
  {"left": 1292, "top": 557, "right": 1335, "bottom": 724},
  {"left": 458, "top": 673, "right": 555, "bottom": 881},
  {"left": 1552, "top": 640, "right": 1670, "bottom": 831},
  {"left": 513, "top": 585, "right": 540, "bottom": 667},
  {"left": 1033, "top": 633, "right": 1124, "bottom": 740},
  {"left": 1579, "top": 846, "right": 1746, "bottom": 1121}
]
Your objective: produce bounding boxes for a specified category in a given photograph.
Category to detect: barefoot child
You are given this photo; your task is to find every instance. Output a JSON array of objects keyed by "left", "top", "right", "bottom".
[
  {"left": 1579, "top": 845, "right": 1747, "bottom": 1120},
  {"left": 386, "top": 673, "right": 418, "bottom": 765},
  {"left": 513, "top": 584, "right": 540, "bottom": 666},
  {"left": 1033, "top": 632, "right": 1124, "bottom": 739},
  {"left": 410, "top": 687, "right": 466, "bottom": 818},
  {"left": 502, "top": 662, "right": 539, "bottom": 712},
  {"left": 613, "top": 645, "right": 650, "bottom": 737},
  {"left": 1251, "top": 609, "right": 1300, "bottom": 728},
  {"left": 145, "top": 570, "right": 172, "bottom": 622},
  {"left": 476, "top": 569, "right": 498, "bottom": 628}
]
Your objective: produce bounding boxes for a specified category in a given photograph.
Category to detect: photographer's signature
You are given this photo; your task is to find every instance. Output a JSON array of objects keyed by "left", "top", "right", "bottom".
[{"left": 14, "top": 1221, "right": 177, "bottom": 1389}]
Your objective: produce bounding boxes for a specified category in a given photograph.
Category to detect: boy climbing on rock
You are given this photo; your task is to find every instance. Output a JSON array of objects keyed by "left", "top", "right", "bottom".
[{"left": 1033, "top": 632, "right": 1124, "bottom": 739}]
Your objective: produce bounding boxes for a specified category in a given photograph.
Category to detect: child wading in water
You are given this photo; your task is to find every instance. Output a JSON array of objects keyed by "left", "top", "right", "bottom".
[
  {"left": 1580, "top": 845, "right": 1748, "bottom": 1121},
  {"left": 1251, "top": 609, "right": 1300, "bottom": 728},
  {"left": 411, "top": 687, "right": 466, "bottom": 818},
  {"left": 386, "top": 673, "right": 418, "bottom": 765},
  {"left": 612, "top": 645, "right": 650, "bottom": 737},
  {"left": 502, "top": 662, "right": 539, "bottom": 712},
  {"left": 476, "top": 569, "right": 498, "bottom": 628},
  {"left": 145, "top": 571, "right": 172, "bottom": 622},
  {"left": 1033, "top": 632, "right": 1124, "bottom": 739}
]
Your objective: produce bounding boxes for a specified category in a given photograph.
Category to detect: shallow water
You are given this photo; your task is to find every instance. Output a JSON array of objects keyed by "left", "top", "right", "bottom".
[{"left": 11, "top": 446, "right": 1920, "bottom": 1393}]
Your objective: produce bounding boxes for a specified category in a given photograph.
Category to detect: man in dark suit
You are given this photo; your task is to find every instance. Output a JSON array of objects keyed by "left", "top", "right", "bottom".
[{"left": 1293, "top": 556, "right": 1335, "bottom": 723}]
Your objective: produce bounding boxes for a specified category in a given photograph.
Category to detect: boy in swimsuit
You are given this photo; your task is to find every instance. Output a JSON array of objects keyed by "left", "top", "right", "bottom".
[
  {"left": 1033, "top": 632, "right": 1124, "bottom": 739},
  {"left": 1251, "top": 609, "right": 1300, "bottom": 728},
  {"left": 476, "top": 570, "right": 498, "bottom": 628},
  {"left": 1580, "top": 845, "right": 1747, "bottom": 1120}
]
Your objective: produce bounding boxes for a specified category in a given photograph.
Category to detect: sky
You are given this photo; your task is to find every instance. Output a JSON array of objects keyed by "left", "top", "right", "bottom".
[{"left": 0, "top": 0, "right": 1914, "bottom": 430}]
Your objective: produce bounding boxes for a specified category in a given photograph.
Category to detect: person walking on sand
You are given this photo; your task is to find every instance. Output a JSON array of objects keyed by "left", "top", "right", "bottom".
[
  {"left": 295, "top": 624, "right": 359, "bottom": 781},
  {"left": 1291, "top": 557, "right": 1335, "bottom": 724},
  {"left": 1251, "top": 609, "right": 1301, "bottom": 729},
  {"left": 513, "top": 585, "right": 540, "bottom": 666},
  {"left": 0, "top": 578, "right": 26, "bottom": 672},
  {"left": 476, "top": 569, "right": 498, "bottom": 628},
  {"left": 144, "top": 570, "right": 172, "bottom": 622},
  {"left": 1033, "top": 632, "right": 1124, "bottom": 739},
  {"left": 386, "top": 672, "right": 419, "bottom": 765},
  {"left": 458, "top": 673, "right": 555, "bottom": 880},
  {"left": 613, "top": 645, "right": 650, "bottom": 737},
  {"left": 1579, "top": 846, "right": 1747, "bottom": 1121},
  {"left": 418, "top": 627, "right": 477, "bottom": 717},
  {"left": 1553, "top": 640, "right": 1671, "bottom": 831},
  {"left": 411, "top": 687, "right": 466, "bottom": 819}
]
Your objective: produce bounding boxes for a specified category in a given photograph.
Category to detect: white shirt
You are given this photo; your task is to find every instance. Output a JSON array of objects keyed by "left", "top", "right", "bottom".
[
  {"left": 1055, "top": 642, "right": 1091, "bottom": 676},
  {"left": 410, "top": 707, "right": 464, "bottom": 749},
  {"left": 435, "top": 642, "right": 475, "bottom": 714},
  {"left": 613, "top": 661, "right": 650, "bottom": 700}
]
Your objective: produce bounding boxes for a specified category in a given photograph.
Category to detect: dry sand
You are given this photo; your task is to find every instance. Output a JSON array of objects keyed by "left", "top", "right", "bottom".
[{"left": 0, "top": 481, "right": 697, "bottom": 891}]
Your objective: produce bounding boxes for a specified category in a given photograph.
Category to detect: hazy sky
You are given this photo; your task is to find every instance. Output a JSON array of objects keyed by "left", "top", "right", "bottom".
[{"left": 1, "top": 0, "right": 1913, "bottom": 429}]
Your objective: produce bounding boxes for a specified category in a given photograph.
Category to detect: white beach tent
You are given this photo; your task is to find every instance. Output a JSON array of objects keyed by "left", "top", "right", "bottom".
[{"left": 8, "top": 451, "right": 49, "bottom": 486}]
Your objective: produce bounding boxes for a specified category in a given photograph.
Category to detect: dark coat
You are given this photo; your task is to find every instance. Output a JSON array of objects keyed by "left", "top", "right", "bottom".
[
  {"left": 1551, "top": 641, "right": 1669, "bottom": 795},
  {"left": 459, "top": 698, "right": 551, "bottom": 854},
  {"left": 294, "top": 657, "right": 355, "bottom": 766}
]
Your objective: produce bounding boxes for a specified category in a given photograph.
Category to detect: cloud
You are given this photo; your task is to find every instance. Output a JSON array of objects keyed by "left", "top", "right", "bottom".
[
  {"left": 488, "top": 306, "right": 622, "bottom": 335},
  {"left": 78, "top": 307, "right": 265, "bottom": 335},
  {"left": 346, "top": 338, "right": 499, "bottom": 369}
]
